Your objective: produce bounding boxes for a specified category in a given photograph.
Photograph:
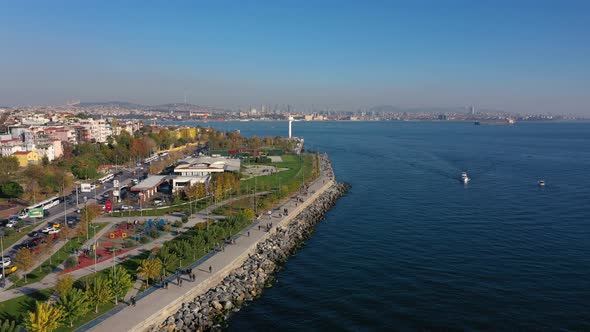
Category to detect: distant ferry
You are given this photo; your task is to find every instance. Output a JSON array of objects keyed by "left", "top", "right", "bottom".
[
  {"left": 461, "top": 171, "right": 470, "bottom": 184},
  {"left": 538, "top": 180, "right": 546, "bottom": 187}
]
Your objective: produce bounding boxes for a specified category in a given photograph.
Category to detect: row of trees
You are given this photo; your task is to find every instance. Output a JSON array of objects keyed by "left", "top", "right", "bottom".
[{"left": 24, "top": 267, "right": 133, "bottom": 331}]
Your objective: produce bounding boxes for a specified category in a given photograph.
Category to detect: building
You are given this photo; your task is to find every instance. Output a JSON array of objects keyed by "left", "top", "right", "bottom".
[
  {"left": 172, "top": 175, "right": 209, "bottom": 193},
  {"left": 173, "top": 156, "right": 240, "bottom": 177},
  {"left": 13, "top": 150, "right": 41, "bottom": 167},
  {"left": 77, "top": 118, "right": 112, "bottom": 143}
]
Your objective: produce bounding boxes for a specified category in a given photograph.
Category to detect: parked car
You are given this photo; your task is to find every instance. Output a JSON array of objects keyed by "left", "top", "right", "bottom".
[
  {"left": 121, "top": 205, "right": 132, "bottom": 210},
  {"left": 29, "top": 231, "right": 39, "bottom": 237},
  {"left": 47, "top": 228, "right": 61, "bottom": 235},
  {"left": 1, "top": 257, "right": 11, "bottom": 267}
]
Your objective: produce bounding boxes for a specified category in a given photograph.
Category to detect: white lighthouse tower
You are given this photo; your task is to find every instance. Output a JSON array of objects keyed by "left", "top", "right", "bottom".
[{"left": 288, "top": 116, "right": 294, "bottom": 138}]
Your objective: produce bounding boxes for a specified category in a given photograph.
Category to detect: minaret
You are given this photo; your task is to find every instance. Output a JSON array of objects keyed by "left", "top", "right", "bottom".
[{"left": 288, "top": 116, "right": 294, "bottom": 138}]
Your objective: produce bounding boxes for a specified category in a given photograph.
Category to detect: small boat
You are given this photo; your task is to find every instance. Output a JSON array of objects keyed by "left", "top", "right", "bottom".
[
  {"left": 538, "top": 180, "right": 546, "bottom": 187},
  {"left": 461, "top": 171, "right": 470, "bottom": 184}
]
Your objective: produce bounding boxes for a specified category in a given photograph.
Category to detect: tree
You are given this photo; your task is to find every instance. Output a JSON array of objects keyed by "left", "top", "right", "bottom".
[
  {"left": 55, "top": 274, "right": 74, "bottom": 297},
  {"left": 24, "top": 301, "right": 64, "bottom": 332},
  {"left": 0, "top": 156, "right": 19, "bottom": 180},
  {"left": 0, "top": 181, "right": 23, "bottom": 198},
  {"left": 109, "top": 265, "right": 133, "bottom": 305},
  {"left": 56, "top": 288, "right": 90, "bottom": 327},
  {"left": 14, "top": 248, "right": 34, "bottom": 283},
  {"left": 0, "top": 318, "right": 21, "bottom": 332},
  {"left": 137, "top": 258, "right": 162, "bottom": 287},
  {"left": 85, "top": 275, "right": 113, "bottom": 313}
]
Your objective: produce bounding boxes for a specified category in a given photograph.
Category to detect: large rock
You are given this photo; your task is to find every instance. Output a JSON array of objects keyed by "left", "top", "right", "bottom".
[{"left": 211, "top": 300, "right": 223, "bottom": 311}]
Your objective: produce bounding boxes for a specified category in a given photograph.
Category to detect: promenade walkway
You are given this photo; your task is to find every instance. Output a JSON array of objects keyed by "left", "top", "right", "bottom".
[{"left": 82, "top": 156, "right": 334, "bottom": 332}]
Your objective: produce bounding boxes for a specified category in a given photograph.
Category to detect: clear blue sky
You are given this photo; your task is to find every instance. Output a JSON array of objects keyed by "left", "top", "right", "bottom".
[{"left": 1, "top": 0, "right": 588, "bottom": 114}]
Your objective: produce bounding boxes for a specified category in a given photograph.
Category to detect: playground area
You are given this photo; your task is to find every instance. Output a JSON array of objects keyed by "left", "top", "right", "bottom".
[{"left": 62, "top": 218, "right": 173, "bottom": 273}]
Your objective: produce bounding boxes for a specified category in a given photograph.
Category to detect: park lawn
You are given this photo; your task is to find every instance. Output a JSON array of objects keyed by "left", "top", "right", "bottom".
[
  {"left": 109, "top": 199, "right": 208, "bottom": 217},
  {"left": 11, "top": 224, "right": 109, "bottom": 288},
  {"left": 0, "top": 288, "right": 53, "bottom": 323},
  {"left": 55, "top": 302, "right": 117, "bottom": 332},
  {"left": 240, "top": 154, "right": 317, "bottom": 194}
]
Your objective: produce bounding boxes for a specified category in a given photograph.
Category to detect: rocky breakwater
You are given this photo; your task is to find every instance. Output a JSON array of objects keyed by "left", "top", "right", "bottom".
[{"left": 156, "top": 181, "right": 350, "bottom": 332}]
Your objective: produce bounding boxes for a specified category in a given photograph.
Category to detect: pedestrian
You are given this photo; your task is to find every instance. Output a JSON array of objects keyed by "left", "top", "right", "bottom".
[
  {"left": 131, "top": 296, "right": 136, "bottom": 307},
  {"left": 258, "top": 225, "right": 261, "bottom": 231},
  {"left": 222, "top": 246, "right": 225, "bottom": 252},
  {"left": 247, "top": 231, "right": 250, "bottom": 237},
  {"left": 176, "top": 276, "right": 181, "bottom": 285},
  {"left": 165, "top": 281, "right": 169, "bottom": 289},
  {"left": 179, "top": 278, "right": 183, "bottom": 287},
  {"left": 209, "top": 265, "right": 212, "bottom": 273}
]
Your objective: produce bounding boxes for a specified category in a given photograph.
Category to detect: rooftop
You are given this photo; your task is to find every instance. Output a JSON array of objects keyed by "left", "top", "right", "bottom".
[{"left": 131, "top": 175, "right": 168, "bottom": 190}]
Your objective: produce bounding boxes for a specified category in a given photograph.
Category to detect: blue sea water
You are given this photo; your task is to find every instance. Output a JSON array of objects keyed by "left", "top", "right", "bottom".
[{"left": 170, "top": 121, "right": 590, "bottom": 331}]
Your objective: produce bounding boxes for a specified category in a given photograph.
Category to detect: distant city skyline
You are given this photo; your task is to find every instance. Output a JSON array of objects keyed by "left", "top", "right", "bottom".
[{"left": 1, "top": 1, "right": 588, "bottom": 115}]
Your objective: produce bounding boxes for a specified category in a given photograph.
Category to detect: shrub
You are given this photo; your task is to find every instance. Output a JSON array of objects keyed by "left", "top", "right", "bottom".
[
  {"left": 162, "top": 224, "right": 172, "bottom": 232},
  {"left": 64, "top": 256, "right": 79, "bottom": 269},
  {"left": 181, "top": 215, "right": 189, "bottom": 223},
  {"left": 147, "top": 228, "right": 161, "bottom": 239},
  {"left": 124, "top": 239, "right": 138, "bottom": 248},
  {"left": 139, "top": 236, "right": 151, "bottom": 244},
  {"left": 172, "top": 220, "right": 183, "bottom": 228}
]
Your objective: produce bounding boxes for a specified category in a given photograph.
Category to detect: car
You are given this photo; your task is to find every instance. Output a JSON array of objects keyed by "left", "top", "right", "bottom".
[
  {"left": 121, "top": 205, "right": 132, "bottom": 210},
  {"left": 50, "top": 222, "right": 61, "bottom": 229},
  {"left": 47, "top": 228, "right": 61, "bottom": 235},
  {"left": 29, "top": 231, "right": 40, "bottom": 237},
  {"left": 1, "top": 257, "right": 11, "bottom": 267},
  {"left": 5, "top": 220, "right": 18, "bottom": 228},
  {"left": 4, "top": 265, "right": 18, "bottom": 275},
  {"left": 8, "top": 215, "right": 19, "bottom": 222}
]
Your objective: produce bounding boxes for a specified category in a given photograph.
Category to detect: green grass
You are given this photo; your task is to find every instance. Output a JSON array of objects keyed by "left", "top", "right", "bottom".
[
  {"left": 0, "top": 288, "right": 53, "bottom": 322},
  {"left": 109, "top": 199, "right": 208, "bottom": 217},
  {"left": 240, "top": 154, "right": 317, "bottom": 193},
  {"left": 55, "top": 302, "right": 117, "bottom": 332}
]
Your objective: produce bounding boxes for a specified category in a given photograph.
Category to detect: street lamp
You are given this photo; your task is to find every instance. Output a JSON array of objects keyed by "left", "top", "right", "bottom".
[
  {"left": 1, "top": 235, "right": 5, "bottom": 284},
  {"left": 91, "top": 224, "right": 99, "bottom": 274}
]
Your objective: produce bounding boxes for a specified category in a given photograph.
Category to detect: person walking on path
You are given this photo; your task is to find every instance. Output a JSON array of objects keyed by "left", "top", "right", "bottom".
[
  {"left": 209, "top": 265, "right": 212, "bottom": 273},
  {"left": 131, "top": 296, "right": 136, "bottom": 307},
  {"left": 179, "top": 278, "right": 183, "bottom": 287},
  {"left": 176, "top": 275, "right": 181, "bottom": 285},
  {"left": 247, "top": 231, "right": 250, "bottom": 237},
  {"left": 165, "top": 281, "right": 169, "bottom": 289}
]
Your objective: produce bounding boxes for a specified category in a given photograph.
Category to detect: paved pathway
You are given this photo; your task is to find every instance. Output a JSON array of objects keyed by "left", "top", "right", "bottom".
[
  {"left": 82, "top": 156, "right": 334, "bottom": 332},
  {"left": 0, "top": 192, "right": 269, "bottom": 301}
]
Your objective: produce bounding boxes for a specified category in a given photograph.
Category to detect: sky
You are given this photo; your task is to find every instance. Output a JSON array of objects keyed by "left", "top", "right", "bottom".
[{"left": 0, "top": 0, "right": 588, "bottom": 114}]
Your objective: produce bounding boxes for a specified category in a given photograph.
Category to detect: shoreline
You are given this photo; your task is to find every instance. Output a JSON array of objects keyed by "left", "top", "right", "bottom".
[
  {"left": 156, "top": 180, "right": 349, "bottom": 331},
  {"left": 82, "top": 154, "right": 348, "bottom": 332}
]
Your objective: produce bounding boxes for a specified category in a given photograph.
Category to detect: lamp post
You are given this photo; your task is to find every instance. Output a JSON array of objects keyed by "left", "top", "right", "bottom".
[
  {"left": 91, "top": 224, "right": 99, "bottom": 274},
  {"left": 1, "top": 235, "right": 5, "bottom": 284}
]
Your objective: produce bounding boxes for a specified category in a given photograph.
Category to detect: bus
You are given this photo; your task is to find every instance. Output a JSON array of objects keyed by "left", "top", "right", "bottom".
[
  {"left": 144, "top": 153, "right": 159, "bottom": 164},
  {"left": 18, "top": 196, "right": 60, "bottom": 219},
  {"left": 98, "top": 173, "right": 115, "bottom": 184}
]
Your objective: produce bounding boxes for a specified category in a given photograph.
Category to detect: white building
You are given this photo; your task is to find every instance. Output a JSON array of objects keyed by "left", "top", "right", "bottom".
[
  {"left": 78, "top": 118, "right": 113, "bottom": 143},
  {"left": 173, "top": 156, "right": 240, "bottom": 177}
]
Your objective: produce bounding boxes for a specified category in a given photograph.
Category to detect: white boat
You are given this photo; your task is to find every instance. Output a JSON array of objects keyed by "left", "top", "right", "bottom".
[
  {"left": 461, "top": 171, "right": 470, "bottom": 183},
  {"left": 538, "top": 180, "right": 546, "bottom": 187}
]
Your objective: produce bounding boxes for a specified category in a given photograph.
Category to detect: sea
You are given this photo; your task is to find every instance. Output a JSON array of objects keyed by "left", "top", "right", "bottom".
[{"left": 164, "top": 121, "right": 590, "bottom": 331}]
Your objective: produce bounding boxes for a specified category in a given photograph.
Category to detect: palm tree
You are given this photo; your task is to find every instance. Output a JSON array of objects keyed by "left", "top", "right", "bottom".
[
  {"left": 85, "top": 276, "right": 113, "bottom": 313},
  {"left": 110, "top": 265, "right": 133, "bottom": 305},
  {"left": 137, "top": 258, "right": 162, "bottom": 287},
  {"left": 24, "top": 301, "right": 64, "bottom": 332},
  {"left": 0, "top": 318, "right": 21, "bottom": 332},
  {"left": 56, "top": 288, "right": 90, "bottom": 327}
]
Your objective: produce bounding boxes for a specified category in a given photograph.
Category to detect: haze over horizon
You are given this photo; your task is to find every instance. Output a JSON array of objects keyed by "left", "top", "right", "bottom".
[{"left": 1, "top": 1, "right": 588, "bottom": 115}]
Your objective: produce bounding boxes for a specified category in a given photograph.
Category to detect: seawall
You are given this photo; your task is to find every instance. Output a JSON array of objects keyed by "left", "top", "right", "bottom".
[{"left": 151, "top": 182, "right": 349, "bottom": 331}]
